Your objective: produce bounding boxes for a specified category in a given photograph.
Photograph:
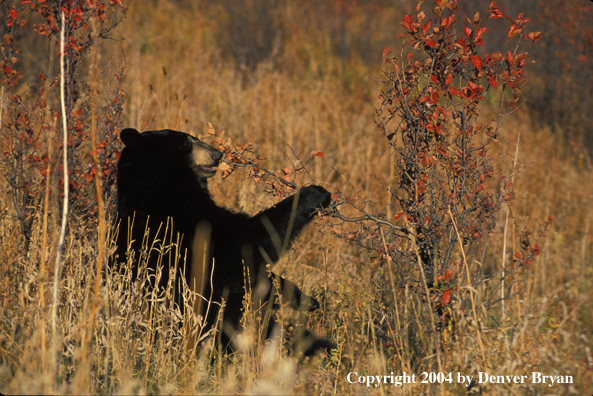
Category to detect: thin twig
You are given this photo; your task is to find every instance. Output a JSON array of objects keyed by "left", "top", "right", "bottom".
[
  {"left": 52, "top": 11, "right": 69, "bottom": 390},
  {"left": 328, "top": 210, "right": 411, "bottom": 238},
  {"left": 221, "top": 158, "right": 297, "bottom": 189}
]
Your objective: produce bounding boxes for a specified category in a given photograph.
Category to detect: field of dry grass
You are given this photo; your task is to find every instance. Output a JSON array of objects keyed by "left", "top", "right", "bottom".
[{"left": 1, "top": 1, "right": 592, "bottom": 394}]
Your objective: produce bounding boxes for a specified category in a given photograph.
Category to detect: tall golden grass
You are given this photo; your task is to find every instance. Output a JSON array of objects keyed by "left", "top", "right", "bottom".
[{"left": 1, "top": 1, "right": 592, "bottom": 394}]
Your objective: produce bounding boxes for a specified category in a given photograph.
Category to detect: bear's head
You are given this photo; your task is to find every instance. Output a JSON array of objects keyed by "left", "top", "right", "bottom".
[{"left": 120, "top": 128, "right": 223, "bottom": 181}]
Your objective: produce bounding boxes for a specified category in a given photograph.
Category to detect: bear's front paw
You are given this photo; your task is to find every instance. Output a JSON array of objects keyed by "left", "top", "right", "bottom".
[{"left": 300, "top": 185, "right": 332, "bottom": 213}]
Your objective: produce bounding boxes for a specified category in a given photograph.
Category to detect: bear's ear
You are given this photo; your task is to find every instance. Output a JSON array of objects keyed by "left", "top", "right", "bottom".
[{"left": 120, "top": 128, "right": 143, "bottom": 148}]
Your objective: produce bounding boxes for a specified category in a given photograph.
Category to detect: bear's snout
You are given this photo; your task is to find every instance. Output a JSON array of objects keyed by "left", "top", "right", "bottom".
[
  {"left": 192, "top": 141, "right": 224, "bottom": 177},
  {"left": 211, "top": 149, "right": 223, "bottom": 165}
]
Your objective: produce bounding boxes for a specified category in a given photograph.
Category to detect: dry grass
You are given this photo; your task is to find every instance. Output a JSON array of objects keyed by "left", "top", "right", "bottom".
[{"left": 1, "top": 1, "right": 592, "bottom": 394}]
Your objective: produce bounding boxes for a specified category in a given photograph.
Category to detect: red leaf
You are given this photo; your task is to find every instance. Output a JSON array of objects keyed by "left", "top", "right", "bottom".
[
  {"left": 426, "top": 38, "right": 437, "bottom": 48},
  {"left": 444, "top": 268, "right": 454, "bottom": 281},
  {"left": 445, "top": 73, "right": 453, "bottom": 86},
  {"left": 507, "top": 24, "right": 522, "bottom": 40},
  {"left": 474, "top": 27, "right": 487, "bottom": 45},
  {"left": 440, "top": 289, "right": 452, "bottom": 305},
  {"left": 429, "top": 90, "right": 439, "bottom": 105},
  {"left": 463, "top": 26, "right": 472, "bottom": 40},
  {"left": 402, "top": 14, "right": 414, "bottom": 31},
  {"left": 471, "top": 55, "right": 482, "bottom": 70},
  {"left": 526, "top": 32, "right": 541, "bottom": 42},
  {"left": 383, "top": 47, "right": 392, "bottom": 57},
  {"left": 422, "top": 20, "right": 431, "bottom": 36},
  {"left": 489, "top": 9, "right": 503, "bottom": 18},
  {"left": 314, "top": 151, "right": 324, "bottom": 157},
  {"left": 441, "top": 15, "right": 454, "bottom": 29},
  {"left": 448, "top": 86, "right": 458, "bottom": 96},
  {"left": 394, "top": 211, "right": 404, "bottom": 221},
  {"left": 488, "top": 1, "right": 503, "bottom": 19}
]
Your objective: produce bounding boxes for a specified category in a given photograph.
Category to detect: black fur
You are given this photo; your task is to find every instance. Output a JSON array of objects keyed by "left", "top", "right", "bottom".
[{"left": 113, "top": 128, "right": 335, "bottom": 355}]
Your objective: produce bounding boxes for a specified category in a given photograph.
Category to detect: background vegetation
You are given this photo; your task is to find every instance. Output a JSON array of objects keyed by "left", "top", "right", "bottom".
[{"left": 0, "top": 0, "right": 592, "bottom": 394}]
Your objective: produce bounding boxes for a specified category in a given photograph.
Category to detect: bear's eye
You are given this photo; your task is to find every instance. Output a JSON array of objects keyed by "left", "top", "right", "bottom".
[{"left": 183, "top": 138, "right": 192, "bottom": 150}]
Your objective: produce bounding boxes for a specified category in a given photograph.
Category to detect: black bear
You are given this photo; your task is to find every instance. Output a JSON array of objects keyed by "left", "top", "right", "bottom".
[{"left": 113, "top": 128, "right": 334, "bottom": 355}]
